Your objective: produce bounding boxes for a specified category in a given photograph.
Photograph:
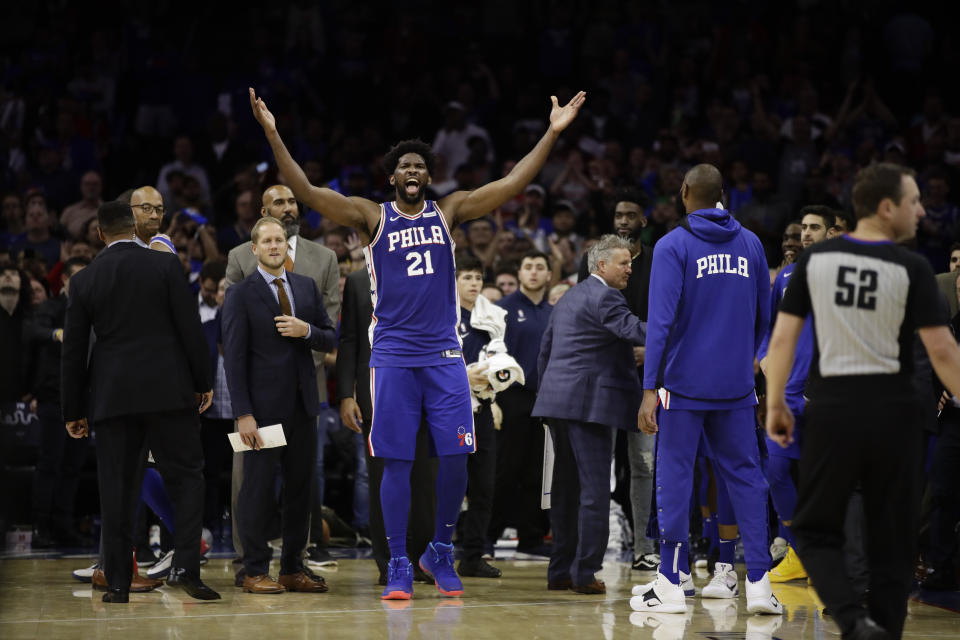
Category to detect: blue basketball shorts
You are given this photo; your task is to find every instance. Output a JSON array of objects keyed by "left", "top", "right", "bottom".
[{"left": 368, "top": 362, "right": 476, "bottom": 460}]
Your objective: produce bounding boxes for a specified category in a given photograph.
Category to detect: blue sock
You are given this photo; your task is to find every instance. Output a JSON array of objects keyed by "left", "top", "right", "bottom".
[
  {"left": 381, "top": 459, "right": 413, "bottom": 558},
  {"left": 141, "top": 468, "right": 175, "bottom": 532},
  {"left": 659, "top": 540, "right": 688, "bottom": 584},
  {"left": 747, "top": 568, "right": 766, "bottom": 582},
  {"left": 433, "top": 454, "right": 469, "bottom": 545},
  {"left": 719, "top": 537, "right": 735, "bottom": 565}
]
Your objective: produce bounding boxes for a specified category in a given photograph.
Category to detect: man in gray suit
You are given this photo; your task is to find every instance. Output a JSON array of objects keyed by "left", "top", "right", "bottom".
[
  {"left": 533, "top": 235, "right": 646, "bottom": 595},
  {"left": 225, "top": 183, "right": 339, "bottom": 576}
]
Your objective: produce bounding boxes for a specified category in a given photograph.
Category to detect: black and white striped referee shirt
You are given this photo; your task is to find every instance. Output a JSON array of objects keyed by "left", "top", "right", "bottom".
[{"left": 780, "top": 236, "right": 947, "bottom": 401}]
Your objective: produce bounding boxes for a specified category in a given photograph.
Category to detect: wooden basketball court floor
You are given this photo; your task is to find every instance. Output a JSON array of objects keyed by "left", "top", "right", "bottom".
[{"left": 1, "top": 554, "right": 957, "bottom": 639}]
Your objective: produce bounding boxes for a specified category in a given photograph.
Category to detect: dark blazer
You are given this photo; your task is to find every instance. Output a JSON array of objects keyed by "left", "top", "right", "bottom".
[
  {"left": 61, "top": 242, "right": 210, "bottom": 423},
  {"left": 532, "top": 275, "right": 645, "bottom": 431},
  {"left": 336, "top": 268, "right": 373, "bottom": 419},
  {"left": 221, "top": 269, "right": 336, "bottom": 425}
]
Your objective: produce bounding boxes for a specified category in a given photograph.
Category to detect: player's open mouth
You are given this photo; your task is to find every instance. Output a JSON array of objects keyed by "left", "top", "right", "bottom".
[{"left": 405, "top": 180, "right": 419, "bottom": 195}]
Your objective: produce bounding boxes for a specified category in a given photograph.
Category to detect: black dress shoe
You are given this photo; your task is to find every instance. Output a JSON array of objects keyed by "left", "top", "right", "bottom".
[
  {"left": 413, "top": 566, "right": 435, "bottom": 585},
  {"left": 167, "top": 569, "right": 222, "bottom": 601},
  {"left": 843, "top": 616, "right": 891, "bottom": 640},
  {"left": 458, "top": 558, "right": 502, "bottom": 578},
  {"left": 234, "top": 567, "right": 247, "bottom": 587},
  {"left": 102, "top": 589, "right": 129, "bottom": 603}
]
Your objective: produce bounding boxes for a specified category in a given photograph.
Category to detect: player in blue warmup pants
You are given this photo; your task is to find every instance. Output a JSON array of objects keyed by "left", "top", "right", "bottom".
[{"left": 632, "top": 165, "right": 781, "bottom": 616}]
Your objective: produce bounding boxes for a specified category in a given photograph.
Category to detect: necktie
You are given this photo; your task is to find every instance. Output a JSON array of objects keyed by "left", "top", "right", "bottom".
[
  {"left": 272, "top": 278, "right": 292, "bottom": 316},
  {"left": 285, "top": 244, "right": 294, "bottom": 273}
]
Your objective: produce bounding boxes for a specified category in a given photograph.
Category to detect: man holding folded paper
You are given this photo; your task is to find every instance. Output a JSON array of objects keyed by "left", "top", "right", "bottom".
[{"left": 221, "top": 216, "right": 337, "bottom": 595}]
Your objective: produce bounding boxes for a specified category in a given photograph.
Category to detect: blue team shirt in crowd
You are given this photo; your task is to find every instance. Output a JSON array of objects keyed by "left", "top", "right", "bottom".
[
  {"left": 757, "top": 262, "right": 814, "bottom": 414},
  {"left": 498, "top": 289, "right": 552, "bottom": 391}
]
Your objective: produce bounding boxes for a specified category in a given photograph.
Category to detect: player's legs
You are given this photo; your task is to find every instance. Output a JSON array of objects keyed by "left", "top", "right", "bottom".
[
  {"left": 792, "top": 400, "right": 862, "bottom": 635},
  {"left": 417, "top": 363, "right": 473, "bottom": 596},
  {"left": 704, "top": 407, "right": 770, "bottom": 581},
  {"left": 714, "top": 470, "right": 738, "bottom": 567},
  {"left": 656, "top": 408, "right": 704, "bottom": 584}
]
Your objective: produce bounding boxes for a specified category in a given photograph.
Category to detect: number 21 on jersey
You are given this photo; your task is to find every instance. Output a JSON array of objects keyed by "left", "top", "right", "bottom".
[{"left": 406, "top": 250, "right": 434, "bottom": 277}]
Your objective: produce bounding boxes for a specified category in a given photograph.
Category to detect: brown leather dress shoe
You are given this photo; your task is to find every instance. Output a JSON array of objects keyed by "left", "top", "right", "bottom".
[
  {"left": 547, "top": 578, "right": 573, "bottom": 591},
  {"left": 278, "top": 569, "right": 329, "bottom": 593},
  {"left": 571, "top": 579, "right": 606, "bottom": 594},
  {"left": 242, "top": 574, "right": 286, "bottom": 594},
  {"left": 92, "top": 568, "right": 162, "bottom": 593}
]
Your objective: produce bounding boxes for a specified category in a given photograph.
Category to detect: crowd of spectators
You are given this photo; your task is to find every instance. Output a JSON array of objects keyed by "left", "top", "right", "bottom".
[{"left": 1, "top": 2, "right": 958, "bottom": 562}]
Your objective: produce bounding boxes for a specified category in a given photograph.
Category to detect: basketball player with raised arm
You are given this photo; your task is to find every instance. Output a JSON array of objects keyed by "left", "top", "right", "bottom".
[{"left": 250, "top": 87, "right": 585, "bottom": 599}]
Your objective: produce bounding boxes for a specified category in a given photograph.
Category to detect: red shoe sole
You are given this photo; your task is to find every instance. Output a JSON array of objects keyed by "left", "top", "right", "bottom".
[
  {"left": 381, "top": 590, "right": 412, "bottom": 600},
  {"left": 419, "top": 561, "right": 464, "bottom": 597}
]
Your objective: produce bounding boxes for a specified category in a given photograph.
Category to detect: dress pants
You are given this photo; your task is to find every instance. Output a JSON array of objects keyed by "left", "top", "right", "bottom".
[
  {"left": 32, "top": 402, "right": 87, "bottom": 536},
  {"left": 490, "top": 387, "right": 547, "bottom": 550},
  {"left": 94, "top": 408, "right": 204, "bottom": 591},
  {"left": 462, "top": 402, "right": 496, "bottom": 562},
  {"left": 547, "top": 419, "right": 613, "bottom": 586},
  {"left": 238, "top": 398, "right": 318, "bottom": 577},
  {"left": 794, "top": 400, "right": 921, "bottom": 639},
  {"left": 363, "top": 413, "right": 437, "bottom": 575},
  {"left": 927, "top": 418, "right": 960, "bottom": 574},
  {"left": 199, "top": 416, "right": 232, "bottom": 531}
]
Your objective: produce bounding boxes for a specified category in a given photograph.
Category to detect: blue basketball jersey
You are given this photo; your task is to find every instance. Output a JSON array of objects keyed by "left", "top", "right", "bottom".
[{"left": 363, "top": 200, "right": 461, "bottom": 367}]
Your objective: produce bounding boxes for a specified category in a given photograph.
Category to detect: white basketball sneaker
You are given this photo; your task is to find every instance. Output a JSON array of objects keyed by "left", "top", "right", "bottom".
[
  {"left": 679, "top": 570, "right": 695, "bottom": 597},
  {"left": 629, "top": 573, "right": 688, "bottom": 614},
  {"left": 745, "top": 573, "right": 783, "bottom": 614},
  {"left": 702, "top": 562, "right": 739, "bottom": 598}
]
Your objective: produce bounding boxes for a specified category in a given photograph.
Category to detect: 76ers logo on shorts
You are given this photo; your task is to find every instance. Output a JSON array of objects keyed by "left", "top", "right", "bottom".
[{"left": 457, "top": 425, "right": 473, "bottom": 447}]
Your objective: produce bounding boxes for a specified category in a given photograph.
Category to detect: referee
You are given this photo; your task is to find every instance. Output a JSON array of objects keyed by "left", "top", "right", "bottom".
[{"left": 765, "top": 163, "right": 960, "bottom": 640}]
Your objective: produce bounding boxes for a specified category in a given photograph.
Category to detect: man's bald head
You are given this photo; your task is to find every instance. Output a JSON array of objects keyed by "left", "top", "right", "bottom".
[
  {"left": 130, "top": 186, "right": 165, "bottom": 242},
  {"left": 261, "top": 184, "right": 300, "bottom": 238},
  {"left": 681, "top": 164, "right": 724, "bottom": 213}
]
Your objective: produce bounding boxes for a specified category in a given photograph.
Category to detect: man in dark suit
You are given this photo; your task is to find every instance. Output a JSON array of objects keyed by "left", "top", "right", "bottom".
[
  {"left": 225, "top": 183, "right": 339, "bottom": 569},
  {"left": 337, "top": 267, "right": 437, "bottom": 585},
  {"left": 61, "top": 201, "right": 218, "bottom": 603},
  {"left": 222, "top": 216, "right": 336, "bottom": 594},
  {"left": 533, "top": 235, "right": 646, "bottom": 594}
]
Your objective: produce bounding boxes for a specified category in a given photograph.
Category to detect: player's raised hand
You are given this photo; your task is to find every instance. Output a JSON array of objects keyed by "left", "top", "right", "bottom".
[
  {"left": 249, "top": 88, "right": 277, "bottom": 134},
  {"left": 549, "top": 91, "right": 586, "bottom": 134},
  {"left": 765, "top": 400, "right": 795, "bottom": 448}
]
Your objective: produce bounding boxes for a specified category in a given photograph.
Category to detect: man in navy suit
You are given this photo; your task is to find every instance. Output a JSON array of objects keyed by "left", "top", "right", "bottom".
[
  {"left": 222, "top": 216, "right": 336, "bottom": 594},
  {"left": 533, "top": 235, "right": 646, "bottom": 594}
]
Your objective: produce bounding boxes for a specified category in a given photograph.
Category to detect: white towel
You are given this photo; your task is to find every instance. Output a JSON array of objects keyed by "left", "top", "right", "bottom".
[
  {"left": 469, "top": 293, "right": 507, "bottom": 340},
  {"left": 468, "top": 349, "right": 525, "bottom": 412}
]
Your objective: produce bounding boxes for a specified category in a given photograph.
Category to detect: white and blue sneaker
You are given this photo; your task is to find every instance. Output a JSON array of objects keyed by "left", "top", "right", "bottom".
[
  {"left": 702, "top": 562, "right": 739, "bottom": 599},
  {"left": 745, "top": 573, "right": 783, "bottom": 615},
  {"left": 146, "top": 549, "right": 175, "bottom": 579},
  {"left": 630, "top": 572, "right": 688, "bottom": 613}
]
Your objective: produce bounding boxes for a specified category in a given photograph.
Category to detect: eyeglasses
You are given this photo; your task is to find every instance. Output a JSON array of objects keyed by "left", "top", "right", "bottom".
[{"left": 131, "top": 203, "right": 165, "bottom": 215}]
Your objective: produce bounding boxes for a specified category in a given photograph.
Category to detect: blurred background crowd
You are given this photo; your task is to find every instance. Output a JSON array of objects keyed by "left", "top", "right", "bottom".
[{"left": 1, "top": 0, "right": 957, "bottom": 564}]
